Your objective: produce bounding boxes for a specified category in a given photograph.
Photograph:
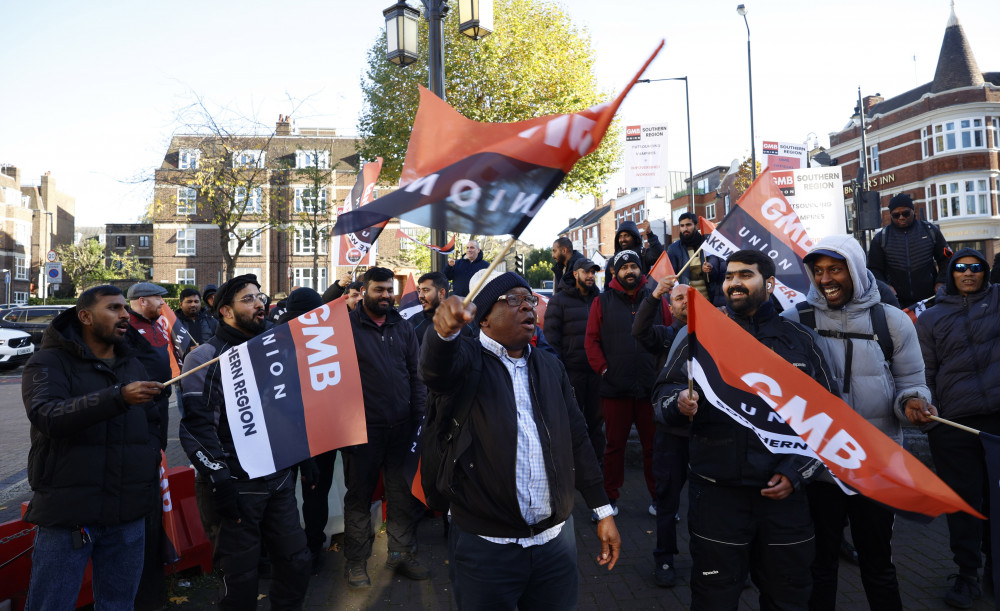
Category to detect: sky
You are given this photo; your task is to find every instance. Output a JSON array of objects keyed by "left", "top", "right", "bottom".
[{"left": 2, "top": 0, "right": 998, "bottom": 249}]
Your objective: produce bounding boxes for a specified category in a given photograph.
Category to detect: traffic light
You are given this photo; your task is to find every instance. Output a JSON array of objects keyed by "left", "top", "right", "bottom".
[{"left": 515, "top": 253, "right": 525, "bottom": 275}]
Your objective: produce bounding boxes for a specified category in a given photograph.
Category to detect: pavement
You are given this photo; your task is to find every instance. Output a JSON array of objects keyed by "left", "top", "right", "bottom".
[{"left": 0, "top": 364, "right": 995, "bottom": 609}]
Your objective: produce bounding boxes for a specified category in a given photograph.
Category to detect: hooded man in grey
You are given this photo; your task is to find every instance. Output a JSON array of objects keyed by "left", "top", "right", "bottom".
[{"left": 782, "top": 234, "right": 932, "bottom": 611}]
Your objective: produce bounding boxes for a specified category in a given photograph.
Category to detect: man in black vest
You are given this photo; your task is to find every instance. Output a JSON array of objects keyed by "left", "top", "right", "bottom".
[
  {"left": 868, "top": 192, "right": 952, "bottom": 309},
  {"left": 585, "top": 250, "right": 665, "bottom": 516}
]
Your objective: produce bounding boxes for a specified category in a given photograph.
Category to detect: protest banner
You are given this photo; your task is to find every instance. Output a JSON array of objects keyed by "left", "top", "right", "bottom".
[
  {"left": 771, "top": 166, "right": 847, "bottom": 242},
  {"left": 683, "top": 287, "right": 981, "bottom": 519},
  {"left": 761, "top": 140, "right": 808, "bottom": 170},
  {"left": 220, "top": 296, "right": 366, "bottom": 479},
  {"left": 624, "top": 122, "right": 669, "bottom": 188},
  {"left": 334, "top": 158, "right": 384, "bottom": 266},
  {"left": 158, "top": 303, "right": 193, "bottom": 378},
  {"left": 398, "top": 273, "right": 422, "bottom": 321}
]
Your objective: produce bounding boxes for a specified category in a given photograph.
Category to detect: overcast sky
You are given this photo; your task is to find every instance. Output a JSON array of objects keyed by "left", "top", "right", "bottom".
[{"left": 1, "top": 0, "right": 997, "bottom": 248}]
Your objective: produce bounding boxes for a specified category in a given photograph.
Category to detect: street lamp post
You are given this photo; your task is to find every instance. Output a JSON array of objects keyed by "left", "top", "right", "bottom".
[
  {"left": 736, "top": 4, "right": 756, "bottom": 180},
  {"left": 43, "top": 211, "right": 53, "bottom": 305},
  {"left": 637, "top": 76, "right": 694, "bottom": 211},
  {"left": 1, "top": 269, "right": 9, "bottom": 306},
  {"left": 384, "top": 0, "right": 492, "bottom": 273}
]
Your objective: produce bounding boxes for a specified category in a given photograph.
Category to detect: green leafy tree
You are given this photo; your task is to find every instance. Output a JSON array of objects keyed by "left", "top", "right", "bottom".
[
  {"left": 358, "top": 0, "right": 620, "bottom": 196},
  {"left": 525, "top": 260, "right": 553, "bottom": 288},
  {"left": 57, "top": 241, "right": 148, "bottom": 294},
  {"left": 732, "top": 157, "right": 762, "bottom": 199}
]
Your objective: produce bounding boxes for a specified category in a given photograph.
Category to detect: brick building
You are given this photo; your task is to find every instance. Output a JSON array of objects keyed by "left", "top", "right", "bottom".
[
  {"left": 558, "top": 195, "right": 615, "bottom": 261},
  {"left": 0, "top": 166, "right": 35, "bottom": 303},
  {"left": 668, "top": 166, "right": 729, "bottom": 240},
  {"left": 826, "top": 4, "right": 1000, "bottom": 257},
  {"left": 150, "top": 117, "right": 370, "bottom": 295},
  {"left": 105, "top": 223, "right": 153, "bottom": 278}
]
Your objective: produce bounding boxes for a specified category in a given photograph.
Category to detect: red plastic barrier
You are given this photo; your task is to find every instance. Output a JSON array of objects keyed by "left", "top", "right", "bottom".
[{"left": 163, "top": 466, "right": 213, "bottom": 575}]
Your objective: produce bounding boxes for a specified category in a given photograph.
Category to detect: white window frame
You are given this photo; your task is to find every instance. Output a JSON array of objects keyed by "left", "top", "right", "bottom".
[
  {"left": 139, "top": 235, "right": 150, "bottom": 248},
  {"left": 934, "top": 178, "right": 990, "bottom": 219},
  {"left": 235, "top": 186, "right": 263, "bottom": 214},
  {"left": 176, "top": 268, "right": 196, "bottom": 285},
  {"left": 13, "top": 291, "right": 28, "bottom": 304},
  {"left": 14, "top": 222, "right": 30, "bottom": 247},
  {"left": 229, "top": 226, "right": 262, "bottom": 256},
  {"left": 294, "top": 227, "right": 328, "bottom": 255},
  {"left": 868, "top": 144, "right": 880, "bottom": 173},
  {"left": 293, "top": 267, "right": 328, "bottom": 290},
  {"left": 179, "top": 148, "right": 200, "bottom": 169},
  {"left": 295, "top": 150, "right": 330, "bottom": 169},
  {"left": 932, "top": 117, "right": 986, "bottom": 154},
  {"left": 177, "top": 187, "right": 197, "bottom": 215},
  {"left": 294, "top": 187, "right": 328, "bottom": 214},
  {"left": 176, "top": 228, "right": 196, "bottom": 255},
  {"left": 233, "top": 150, "right": 266, "bottom": 168},
  {"left": 705, "top": 202, "right": 716, "bottom": 220},
  {"left": 234, "top": 267, "right": 262, "bottom": 279},
  {"left": 14, "top": 256, "right": 27, "bottom": 280},
  {"left": 992, "top": 118, "right": 1000, "bottom": 150}
]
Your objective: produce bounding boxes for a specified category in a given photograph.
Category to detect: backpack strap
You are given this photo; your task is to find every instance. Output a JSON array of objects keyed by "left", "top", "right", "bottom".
[{"left": 869, "top": 303, "right": 894, "bottom": 364}]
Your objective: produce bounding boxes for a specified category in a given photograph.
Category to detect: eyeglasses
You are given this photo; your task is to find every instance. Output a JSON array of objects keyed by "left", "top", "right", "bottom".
[
  {"left": 954, "top": 263, "right": 985, "bottom": 274},
  {"left": 497, "top": 294, "right": 539, "bottom": 308},
  {"left": 891, "top": 210, "right": 912, "bottom": 219},
  {"left": 236, "top": 293, "right": 269, "bottom": 305}
]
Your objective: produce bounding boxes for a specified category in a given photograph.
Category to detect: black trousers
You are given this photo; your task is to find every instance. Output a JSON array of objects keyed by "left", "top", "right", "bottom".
[
  {"left": 301, "top": 449, "right": 339, "bottom": 554},
  {"left": 928, "top": 414, "right": 998, "bottom": 575},
  {"left": 807, "top": 481, "right": 901, "bottom": 611},
  {"left": 653, "top": 426, "right": 689, "bottom": 564},
  {"left": 688, "top": 476, "right": 814, "bottom": 611},
  {"left": 343, "top": 422, "right": 423, "bottom": 563},
  {"left": 215, "top": 469, "right": 311, "bottom": 611},
  {"left": 567, "top": 368, "right": 604, "bottom": 468}
]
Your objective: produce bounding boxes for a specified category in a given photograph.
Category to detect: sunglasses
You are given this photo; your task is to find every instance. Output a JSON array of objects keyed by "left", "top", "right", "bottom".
[
  {"left": 954, "top": 263, "right": 984, "bottom": 274},
  {"left": 891, "top": 210, "right": 912, "bottom": 219}
]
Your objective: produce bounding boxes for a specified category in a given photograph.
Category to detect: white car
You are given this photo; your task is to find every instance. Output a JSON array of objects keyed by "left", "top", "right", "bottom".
[{"left": 0, "top": 328, "right": 34, "bottom": 370}]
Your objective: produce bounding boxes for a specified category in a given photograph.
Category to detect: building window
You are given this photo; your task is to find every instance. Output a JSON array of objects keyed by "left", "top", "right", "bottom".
[
  {"left": 921, "top": 127, "right": 933, "bottom": 158},
  {"left": 233, "top": 150, "right": 265, "bottom": 168},
  {"left": 992, "top": 118, "right": 1000, "bottom": 149},
  {"left": 293, "top": 267, "right": 328, "bottom": 290},
  {"left": 229, "top": 227, "right": 262, "bottom": 256},
  {"left": 179, "top": 148, "right": 200, "bottom": 169},
  {"left": 705, "top": 202, "right": 716, "bottom": 220},
  {"left": 933, "top": 118, "right": 986, "bottom": 154},
  {"left": 935, "top": 178, "right": 989, "bottom": 219},
  {"left": 139, "top": 235, "right": 150, "bottom": 248},
  {"left": 14, "top": 257, "right": 27, "bottom": 280},
  {"left": 235, "top": 187, "right": 263, "bottom": 214},
  {"left": 177, "top": 187, "right": 197, "bottom": 215},
  {"left": 294, "top": 187, "right": 328, "bottom": 213},
  {"left": 294, "top": 227, "right": 328, "bottom": 255},
  {"left": 176, "top": 229, "right": 196, "bottom": 255},
  {"left": 234, "top": 267, "right": 261, "bottom": 279},
  {"left": 13, "top": 291, "right": 28, "bottom": 304},
  {"left": 115, "top": 235, "right": 126, "bottom": 248},
  {"left": 176, "top": 269, "right": 196, "bottom": 285},
  {"left": 868, "top": 144, "right": 880, "bottom": 173},
  {"left": 724, "top": 193, "right": 732, "bottom": 215},
  {"left": 14, "top": 223, "right": 30, "bottom": 246},
  {"left": 295, "top": 150, "right": 330, "bottom": 169}
]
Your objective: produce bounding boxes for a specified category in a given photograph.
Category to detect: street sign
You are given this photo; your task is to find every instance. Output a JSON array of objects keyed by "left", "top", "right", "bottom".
[
  {"left": 46, "top": 250, "right": 57, "bottom": 263},
  {"left": 3, "top": 272, "right": 8, "bottom": 284},
  {"left": 45, "top": 262, "right": 63, "bottom": 284}
]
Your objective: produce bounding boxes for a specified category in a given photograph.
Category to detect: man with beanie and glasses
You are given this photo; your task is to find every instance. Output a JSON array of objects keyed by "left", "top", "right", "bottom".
[
  {"left": 421, "top": 271, "right": 620, "bottom": 609},
  {"left": 868, "top": 192, "right": 952, "bottom": 309}
]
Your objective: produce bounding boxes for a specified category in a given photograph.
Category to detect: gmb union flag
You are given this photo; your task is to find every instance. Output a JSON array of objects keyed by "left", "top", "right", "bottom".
[
  {"left": 682, "top": 287, "right": 980, "bottom": 519},
  {"left": 332, "top": 42, "right": 664, "bottom": 238},
  {"left": 701, "top": 167, "right": 815, "bottom": 310},
  {"left": 220, "top": 296, "right": 367, "bottom": 478}
]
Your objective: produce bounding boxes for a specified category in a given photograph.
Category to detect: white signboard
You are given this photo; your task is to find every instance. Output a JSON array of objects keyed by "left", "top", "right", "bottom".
[
  {"left": 624, "top": 122, "right": 669, "bottom": 188},
  {"left": 45, "top": 262, "right": 63, "bottom": 284},
  {"left": 761, "top": 140, "right": 808, "bottom": 171},
  {"left": 771, "top": 167, "right": 846, "bottom": 241}
]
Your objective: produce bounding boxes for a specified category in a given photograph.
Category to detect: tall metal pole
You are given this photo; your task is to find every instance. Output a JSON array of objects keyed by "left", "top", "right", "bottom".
[
  {"left": 425, "top": 0, "right": 448, "bottom": 273},
  {"left": 856, "top": 87, "right": 870, "bottom": 248},
  {"left": 743, "top": 15, "right": 756, "bottom": 180},
  {"left": 637, "top": 77, "right": 694, "bottom": 210}
]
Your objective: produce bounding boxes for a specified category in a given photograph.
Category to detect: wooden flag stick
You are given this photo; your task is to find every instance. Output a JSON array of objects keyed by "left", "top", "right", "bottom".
[
  {"left": 462, "top": 236, "right": 519, "bottom": 307},
  {"left": 929, "top": 414, "right": 981, "bottom": 436},
  {"left": 675, "top": 243, "right": 706, "bottom": 277},
  {"left": 164, "top": 355, "right": 220, "bottom": 388}
]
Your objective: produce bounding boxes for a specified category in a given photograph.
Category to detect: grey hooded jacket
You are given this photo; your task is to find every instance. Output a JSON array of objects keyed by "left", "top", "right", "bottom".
[{"left": 781, "top": 234, "right": 930, "bottom": 443}]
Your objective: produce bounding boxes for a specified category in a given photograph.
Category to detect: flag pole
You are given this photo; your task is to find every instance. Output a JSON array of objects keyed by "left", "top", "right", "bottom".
[
  {"left": 675, "top": 243, "right": 706, "bottom": 276},
  {"left": 163, "top": 356, "right": 220, "bottom": 388},
  {"left": 929, "top": 415, "right": 981, "bottom": 436},
  {"left": 462, "top": 236, "right": 519, "bottom": 307}
]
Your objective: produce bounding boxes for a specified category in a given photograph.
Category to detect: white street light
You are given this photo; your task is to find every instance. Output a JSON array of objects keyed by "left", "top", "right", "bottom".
[
  {"left": 458, "top": 0, "right": 493, "bottom": 40},
  {"left": 383, "top": 1, "right": 420, "bottom": 66}
]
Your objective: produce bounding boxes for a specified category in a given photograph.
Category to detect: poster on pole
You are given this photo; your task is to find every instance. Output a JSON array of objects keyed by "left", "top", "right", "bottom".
[
  {"left": 771, "top": 166, "right": 846, "bottom": 242},
  {"left": 761, "top": 140, "right": 808, "bottom": 171},
  {"left": 624, "top": 122, "right": 669, "bottom": 188}
]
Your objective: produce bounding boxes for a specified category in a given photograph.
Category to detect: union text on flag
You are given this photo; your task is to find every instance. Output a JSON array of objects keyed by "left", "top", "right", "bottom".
[{"left": 682, "top": 287, "right": 981, "bottom": 519}]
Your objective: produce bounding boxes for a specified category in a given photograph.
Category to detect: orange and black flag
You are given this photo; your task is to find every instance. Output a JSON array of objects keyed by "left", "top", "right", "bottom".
[
  {"left": 684, "top": 286, "right": 981, "bottom": 520},
  {"left": 332, "top": 42, "right": 665, "bottom": 238}
]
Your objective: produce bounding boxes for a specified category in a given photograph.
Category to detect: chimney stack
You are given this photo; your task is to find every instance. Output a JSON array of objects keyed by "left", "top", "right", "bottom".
[
  {"left": 862, "top": 94, "right": 884, "bottom": 115},
  {"left": 276, "top": 114, "right": 291, "bottom": 136}
]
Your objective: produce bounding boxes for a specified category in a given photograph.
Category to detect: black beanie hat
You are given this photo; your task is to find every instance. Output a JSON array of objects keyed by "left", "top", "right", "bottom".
[
  {"left": 612, "top": 250, "right": 641, "bottom": 274},
  {"left": 471, "top": 271, "right": 531, "bottom": 327},
  {"left": 213, "top": 274, "right": 261, "bottom": 316},
  {"left": 284, "top": 288, "right": 323, "bottom": 318},
  {"left": 889, "top": 193, "right": 914, "bottom": 211}
]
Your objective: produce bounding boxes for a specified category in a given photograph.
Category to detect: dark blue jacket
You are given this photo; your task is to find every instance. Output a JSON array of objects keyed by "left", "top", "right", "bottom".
[{"left": 445, "top": 251, "right": 489, "bottom": 297}]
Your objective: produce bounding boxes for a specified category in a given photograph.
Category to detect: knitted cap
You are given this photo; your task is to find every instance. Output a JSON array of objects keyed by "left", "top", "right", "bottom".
[
  {"left": 612, "top": 250, "right": 641, "bottom": 274},
  {"left": 889, "top": 193, "right": 914, "bottom": 211},
  {"left": 470, "top": 271, "right": 531, "bottom": 326}
]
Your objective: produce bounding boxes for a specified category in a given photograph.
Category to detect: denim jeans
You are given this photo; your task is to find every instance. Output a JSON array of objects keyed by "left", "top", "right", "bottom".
[{"left": 27, "top": 517, "right": 145, "bottom": 611}]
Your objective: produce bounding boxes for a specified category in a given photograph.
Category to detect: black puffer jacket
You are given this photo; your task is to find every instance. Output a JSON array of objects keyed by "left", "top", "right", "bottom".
[
  {"left": 544, "top": 274, "right": 599, "bottom": 370},
  {"left": 351, "top": 306, "right": 426, "bottom": 427},
  {"left": 552, "top": 250, "right": 585, "bottom": 296},
  {"left": 22, "top": 308, "right": 161, "bottom": 528},
  {"left": 868, "top": 219, "right": 951, "bottom": 308},
  {"left": 420, "top": 332, "right": 607, "bottom": 538},
  {"left": 174, "top": 307, "right": 219, "bottom": 345},
  {"left": 916, "top": 248, "right": 1000, "bottom": 425},
  {"left": 602, "top": 221, "right": 664, "bottom": 288},
  {"left": 652, "top": 301, "right": 836, "bottom": 489}
]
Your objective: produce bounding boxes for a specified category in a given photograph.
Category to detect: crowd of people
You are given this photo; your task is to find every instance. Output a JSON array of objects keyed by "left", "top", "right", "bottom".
[{"left": 17, "top": 194, "right": 1000, "bottom": 610}]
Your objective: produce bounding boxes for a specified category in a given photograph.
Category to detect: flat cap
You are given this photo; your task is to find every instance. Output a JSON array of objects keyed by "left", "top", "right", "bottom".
[{"left": 127, "top": 282, "right": 167, "bottom": 300}]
